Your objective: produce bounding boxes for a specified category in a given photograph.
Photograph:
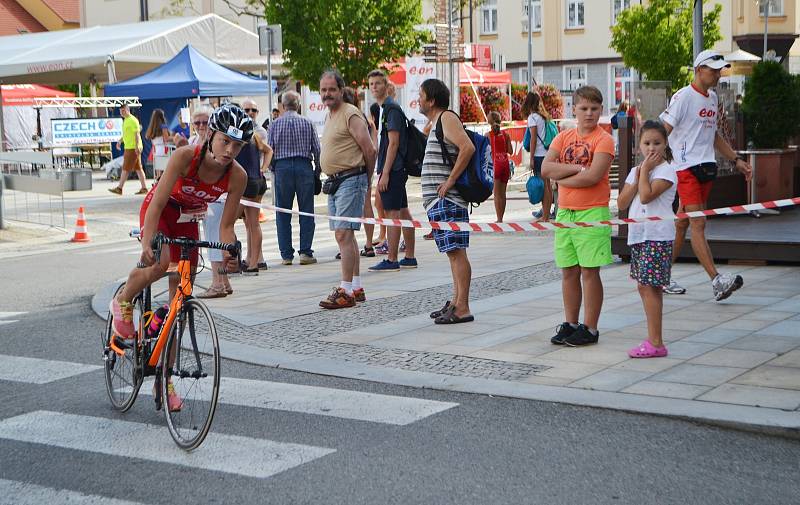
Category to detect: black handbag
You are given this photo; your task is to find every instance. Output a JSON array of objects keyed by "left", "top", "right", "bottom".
[
  {"left": 314, "top": 172, "right": 322, "bottom": 196},
  {"left": 688, "top": 162, "right": 718, "bottom": 183}
]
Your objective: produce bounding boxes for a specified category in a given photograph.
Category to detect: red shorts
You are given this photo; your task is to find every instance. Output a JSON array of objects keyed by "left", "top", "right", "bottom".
[
  {"left": 493, "top": 155, "right": 511, "bottom": 183},
  {"left": 139, "top": 189, "right": 200, "bottom": 266},
  {"left": 677, "top": 169, "right": 713, "bottom": 207}
]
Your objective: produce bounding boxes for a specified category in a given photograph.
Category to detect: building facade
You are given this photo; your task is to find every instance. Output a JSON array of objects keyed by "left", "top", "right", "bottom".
[
  {"left": 79, "top": 0, "right": 260, "bottom": 32},
  {"left": 442, "top": 0, "right": 797, "bottom": 112}
]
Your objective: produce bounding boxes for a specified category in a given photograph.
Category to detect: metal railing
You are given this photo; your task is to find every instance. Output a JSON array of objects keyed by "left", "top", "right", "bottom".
[{"left": 0, "top": 151, "right": 66, "bottom": 229}]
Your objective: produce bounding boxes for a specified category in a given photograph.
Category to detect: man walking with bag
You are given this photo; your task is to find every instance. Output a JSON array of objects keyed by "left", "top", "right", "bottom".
[
  {"left": 659, "top": 50, "right": 752, "bottom": 300},
  {"left": 318, "top": 70, "right": 376, "bottom": 309}
]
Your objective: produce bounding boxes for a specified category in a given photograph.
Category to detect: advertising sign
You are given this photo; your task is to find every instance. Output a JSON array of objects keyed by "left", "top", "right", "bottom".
[
  {"left": 404, "top": 57, "right": 436, "bottom": 131},
  {"left": 51, "top": 117, "right": 123, "bottom": 146},
  {"left": 301, "top": 86, "right": 328, "bottom": 137}
]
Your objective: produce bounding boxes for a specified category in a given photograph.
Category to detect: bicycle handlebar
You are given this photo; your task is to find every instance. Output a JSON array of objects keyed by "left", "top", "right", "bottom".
[{"left": 150, "top": 232, "right": 241, "bottom": 265}]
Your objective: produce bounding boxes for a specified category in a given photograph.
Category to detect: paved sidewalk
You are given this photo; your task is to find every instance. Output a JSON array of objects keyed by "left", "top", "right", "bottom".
[{"left": 93, "top": 225, "right": 800, "bottom": 437}]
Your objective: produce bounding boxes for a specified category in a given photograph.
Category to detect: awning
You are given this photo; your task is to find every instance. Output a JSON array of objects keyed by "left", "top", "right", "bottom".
[
  {"left": 1, "top": 84, "right": 75, "bottom": 106},
  {"left": 459, "top": 63, "right": 512, "bottom": 86},
  {"left": 0, "top": 14, "right": 280, "bottom": 85},
  {"left": 104, "top": 45, "right": 272, "bottom": 100}
]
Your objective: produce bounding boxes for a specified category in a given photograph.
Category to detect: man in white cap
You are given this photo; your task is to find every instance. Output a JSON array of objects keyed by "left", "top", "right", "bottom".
[{"left": 659, "top": 50, "right": 752, "bottom": 301}]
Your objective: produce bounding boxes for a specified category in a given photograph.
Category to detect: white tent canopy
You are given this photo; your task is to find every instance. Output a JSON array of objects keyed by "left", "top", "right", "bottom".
[{"left": 0, "top": 14, "right": 281, "bottom": 85}]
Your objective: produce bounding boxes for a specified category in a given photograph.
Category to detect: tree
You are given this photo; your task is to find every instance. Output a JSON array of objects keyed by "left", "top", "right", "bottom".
[
  {"left": 610, "top": 0, "right": 722, "bottom": 90},
  {"left": 742, "top": 61, "right": 800, "bottom": 148},
  {"left": 169, "top": 0, "right": 427, "bottom": 88}
]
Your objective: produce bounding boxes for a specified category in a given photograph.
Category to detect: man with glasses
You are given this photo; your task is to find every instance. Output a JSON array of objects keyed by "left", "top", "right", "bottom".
[{"left": 659, "top": 50, "right": 752, "bottom": 301}]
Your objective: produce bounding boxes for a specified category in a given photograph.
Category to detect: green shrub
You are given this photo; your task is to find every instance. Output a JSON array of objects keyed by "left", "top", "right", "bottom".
[{"left": 742, "top": 61, "right": 800, "bottom": 148}]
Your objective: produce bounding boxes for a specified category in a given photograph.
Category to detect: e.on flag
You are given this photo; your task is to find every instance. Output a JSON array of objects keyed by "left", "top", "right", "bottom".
[{"left": 404, "top": 57, "right": 436, "bottom": 131}]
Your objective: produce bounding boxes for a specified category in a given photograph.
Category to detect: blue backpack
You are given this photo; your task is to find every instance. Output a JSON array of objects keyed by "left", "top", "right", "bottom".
[{"left": 434, "top": 111, "right": 493, "bottom": 205}]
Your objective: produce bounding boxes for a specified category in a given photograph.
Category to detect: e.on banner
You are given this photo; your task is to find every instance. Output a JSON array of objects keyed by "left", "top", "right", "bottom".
[
  {"left": 302, "top": 86, "right": 328, "bottom": 137},
  {"left": 404, "top": 57, "right": 436, "bottom": 131}
]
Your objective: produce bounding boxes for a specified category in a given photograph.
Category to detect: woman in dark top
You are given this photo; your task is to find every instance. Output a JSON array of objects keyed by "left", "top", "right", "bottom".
[{"left": 236, "top": 133, "right": 273, "bottom": 274}]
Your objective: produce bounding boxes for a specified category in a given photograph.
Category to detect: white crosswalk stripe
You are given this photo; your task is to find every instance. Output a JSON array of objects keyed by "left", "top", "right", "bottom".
[
  {"left": 0, "top": 411, "right": 336, "bottom": 479},
  {"left": 0, "top": 479, "right": 148, "bottom": 505},
  {"left": 136, "top": 377, "right": 458, "bottom": 425},
  {"left": 0, "top": 312, "right": 27, "bottom": 326},
  {"left": 0, "top": 355, "right": 100, "bottom": 384}
]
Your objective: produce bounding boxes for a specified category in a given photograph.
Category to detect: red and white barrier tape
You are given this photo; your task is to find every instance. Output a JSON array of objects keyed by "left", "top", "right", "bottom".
[{"left": 240, "top": 196, "right": 800, "bottom": 233}]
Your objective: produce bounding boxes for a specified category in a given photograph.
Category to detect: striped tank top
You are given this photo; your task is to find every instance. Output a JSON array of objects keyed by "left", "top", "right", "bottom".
[{"left": 421, "top": 118, "right": 467, "bottom": 209}]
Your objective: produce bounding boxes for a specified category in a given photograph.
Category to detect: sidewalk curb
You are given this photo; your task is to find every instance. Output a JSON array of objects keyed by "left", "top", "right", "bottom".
[{"left": 91, "top": 282, "right": 800, "bottom": 439}]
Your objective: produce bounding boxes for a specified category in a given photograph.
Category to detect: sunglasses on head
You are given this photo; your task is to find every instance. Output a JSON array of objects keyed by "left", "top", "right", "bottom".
[{"left": 244, "top": 108, "right": 258, "bottom": 113}]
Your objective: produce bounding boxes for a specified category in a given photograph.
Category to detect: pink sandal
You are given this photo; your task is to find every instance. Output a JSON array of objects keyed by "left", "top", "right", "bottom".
[{"left": 628, "top": 340, "right": 668, "bottom": 358}]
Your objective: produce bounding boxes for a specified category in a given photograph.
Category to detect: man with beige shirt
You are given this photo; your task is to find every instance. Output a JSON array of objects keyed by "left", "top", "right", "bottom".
[{"left": 318, "top": 70, "right": 376, "bottom": 309}]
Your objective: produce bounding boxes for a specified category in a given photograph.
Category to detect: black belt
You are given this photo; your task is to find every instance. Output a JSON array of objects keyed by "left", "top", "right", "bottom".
[{"left": 328, "top": 166, "right": 366, "bottom": 180}]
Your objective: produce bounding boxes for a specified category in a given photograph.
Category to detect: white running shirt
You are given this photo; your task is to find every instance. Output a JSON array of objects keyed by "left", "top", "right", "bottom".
[
  {"left": 625, "top": 161, "right": 678, "bottom": 245},
  {"left": 659, "top": 84, "right": 718, "bottom": 172}
]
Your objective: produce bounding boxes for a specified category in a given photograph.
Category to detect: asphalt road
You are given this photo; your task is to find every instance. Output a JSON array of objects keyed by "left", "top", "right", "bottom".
[{"left": 0, "top": 278, "right": 798, "bottom": 504}]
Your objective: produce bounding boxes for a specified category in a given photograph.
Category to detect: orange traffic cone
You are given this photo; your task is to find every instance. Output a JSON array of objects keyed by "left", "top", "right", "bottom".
[
  {"left": 70, "top": 206, "right": 91, "bottom": 242},
  {"left": 259, "top": 209, "right": 268, "bottom": 223}
]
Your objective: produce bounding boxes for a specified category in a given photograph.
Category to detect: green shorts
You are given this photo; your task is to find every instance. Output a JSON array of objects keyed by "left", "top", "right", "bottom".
[{"left": 554, "top": 206, "right": 613, "bottom": 269}]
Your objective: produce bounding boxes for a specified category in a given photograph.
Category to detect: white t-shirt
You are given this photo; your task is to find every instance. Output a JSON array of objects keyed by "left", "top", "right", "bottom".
[
  {"left": 527, "top": 113, "right": 548, "bottom": 158},
  {"left": 659, "top": 84, "right": 718, "bottom": 171},
  {"left": 625, "top": 161, "right": 678, "bottom": 245}
]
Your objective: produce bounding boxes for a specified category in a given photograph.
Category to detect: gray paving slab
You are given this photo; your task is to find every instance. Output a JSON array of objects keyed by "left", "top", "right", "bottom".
[{"left": 650, "top": 364, "right": 749, "bottom": 387}]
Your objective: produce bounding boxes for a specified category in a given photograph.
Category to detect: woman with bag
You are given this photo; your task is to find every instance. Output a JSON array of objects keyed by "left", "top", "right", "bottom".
[
  {"left": 487, "top": 111, "right": 513, "bottom": 222},
  {"left": 522, "top": 92, "right": 555, "bottom": 222}
]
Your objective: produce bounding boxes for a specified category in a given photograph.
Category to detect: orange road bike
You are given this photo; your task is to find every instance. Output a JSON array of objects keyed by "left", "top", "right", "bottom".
[{"left": 102, "top": 231, "right": 240, "bottom": 450}]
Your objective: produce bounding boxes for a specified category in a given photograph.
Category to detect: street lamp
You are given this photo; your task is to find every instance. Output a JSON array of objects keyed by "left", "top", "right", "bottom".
[{"left": 757, "top": 0, "right": 773, "bottom": 60}]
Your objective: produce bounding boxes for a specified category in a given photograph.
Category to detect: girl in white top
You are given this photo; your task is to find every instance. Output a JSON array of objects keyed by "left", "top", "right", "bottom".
[
  {"left": 617, "top": 120, "right": 678, "bottom": 359},
  {"left": 522, "top": 92, "right": 554, "bottom": 221}
]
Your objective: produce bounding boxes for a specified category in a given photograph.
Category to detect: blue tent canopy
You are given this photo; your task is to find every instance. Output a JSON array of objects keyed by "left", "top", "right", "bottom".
[{"left": 104, "top": 45, "right": 272, "bottom": 99}]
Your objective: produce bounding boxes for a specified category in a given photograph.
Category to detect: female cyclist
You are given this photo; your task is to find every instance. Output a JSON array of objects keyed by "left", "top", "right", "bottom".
[{"left": 110, "top": 105, "right": 252, "bottom": 363}]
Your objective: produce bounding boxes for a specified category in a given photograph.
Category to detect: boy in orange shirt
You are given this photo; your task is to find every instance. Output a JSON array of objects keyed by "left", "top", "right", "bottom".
[{"left": 542, "top": 86, "right": 615, "bottom": 347}]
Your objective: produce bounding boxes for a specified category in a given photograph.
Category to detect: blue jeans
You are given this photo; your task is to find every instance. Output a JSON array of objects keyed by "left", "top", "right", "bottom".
[{"left": 274, "top": 157, "right": 316, "bottom": 259}]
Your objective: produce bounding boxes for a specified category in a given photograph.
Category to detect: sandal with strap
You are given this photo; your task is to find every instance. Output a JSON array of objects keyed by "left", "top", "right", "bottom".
[
  {"left": 360, "top": 246, "right": 375, "bottom": 257},
  {"left": 429, "top": 300, "right": 452, "bottom": 319},
  {"left": 628, "top": 340, "right": 668, "bottom": 358},
  {"left": 434, "top": 306, "right": 474, "bottom": 325},
  {"left": 197, "top": 285, "right": 228, "bottom": 299}
]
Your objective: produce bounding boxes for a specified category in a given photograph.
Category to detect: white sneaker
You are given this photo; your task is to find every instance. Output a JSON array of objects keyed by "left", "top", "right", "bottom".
[
  {"left": 662, "top": 280, "right": 686, "bottom": 295},
  {"left": 712, "top": 273, "right": 743, "bottom": 301}
]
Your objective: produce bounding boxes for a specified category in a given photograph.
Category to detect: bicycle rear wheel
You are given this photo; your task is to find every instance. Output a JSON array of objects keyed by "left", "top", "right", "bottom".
[
  {"left": 103, "top": 284, "right": 143, "bottom": 412},
  {"left": 161, "top": 298, "right": 220, "bottom": 451}
]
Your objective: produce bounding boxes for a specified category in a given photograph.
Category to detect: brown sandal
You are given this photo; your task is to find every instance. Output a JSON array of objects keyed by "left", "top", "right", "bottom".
[{"left": 197, "top": 285, "right": 228, "bottom": 299}]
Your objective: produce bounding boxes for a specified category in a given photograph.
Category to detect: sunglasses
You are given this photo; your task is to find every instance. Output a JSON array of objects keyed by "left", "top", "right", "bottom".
[
  {"left": 244, "top": 108, "right": 258, "bottom": 113},
  {"left": 192, "top": 121, "right": 206, "bottom": 126}
]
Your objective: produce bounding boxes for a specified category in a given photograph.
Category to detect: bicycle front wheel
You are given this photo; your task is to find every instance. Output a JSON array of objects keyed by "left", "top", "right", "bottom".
[
  {"left": 103, "top": 284, "right": 143, "bottom": 412},
  {"left": 161, "top": 298, "right": 221, "bottom": 451}
]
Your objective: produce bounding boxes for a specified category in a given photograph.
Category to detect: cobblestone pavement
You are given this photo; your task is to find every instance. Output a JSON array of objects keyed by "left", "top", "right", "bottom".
[{"left": 213, "top": 262, "right": 563, "bottom": 381}]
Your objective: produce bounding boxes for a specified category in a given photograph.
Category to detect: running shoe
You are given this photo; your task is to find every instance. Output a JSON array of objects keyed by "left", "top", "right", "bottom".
[
  {"left": 374, "top": 241, "right": 389, "bottom": 255},
  {"left": 299, "top": 254, "right": 317, "bottom": 265},
  {"left": 662, "top": 280, "right": 687, "bottom": 295},
  {"left": 563, "top": 325, "right": 600, "bottom": 347},
  {"left": 166, "top": 382, "right": 183, "bottom": 412},
  {"left": 712, "top": 273, "right": 743, "bottom": 301},
  {"left": 319, "top": 288, "right": 356, "bottom": 309},
  {"left": 109, "top": 298, "right": 135, "bottom": 339},
  {"left": 281, "top": 258, "right": 293, "bottom": 265},
  {"left": 550, "top": 322, "right": 577, "bottom": 345},
  {"left": 399, "top": 258, "right": 418, "bottom": 269},
  {"left": 353, "top": 288, "right": 366, "bottom": 302},
  {"left": 369, "top": 259, "right": 400, "bottom": 272}
]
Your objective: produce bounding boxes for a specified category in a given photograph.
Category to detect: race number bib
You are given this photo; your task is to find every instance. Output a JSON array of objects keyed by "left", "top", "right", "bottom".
[{"left": 177, "top": 207, "right": 207, "bottom": 223}]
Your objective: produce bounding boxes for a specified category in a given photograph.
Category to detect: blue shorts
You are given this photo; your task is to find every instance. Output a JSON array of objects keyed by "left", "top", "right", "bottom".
[
  {"left": 426, "top": 198, "right": 469, "bottom": 253},
  {"left": 328, "top": 173, "right": 367, "bottom": 231},
  {"left": 379, "top": 170, "right": 408, "bottom": 211}
]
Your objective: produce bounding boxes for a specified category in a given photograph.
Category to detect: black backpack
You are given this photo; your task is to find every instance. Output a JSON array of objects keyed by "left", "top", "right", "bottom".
[{"left": 381, "top": 102, "right": 426, "bottom": 177}]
